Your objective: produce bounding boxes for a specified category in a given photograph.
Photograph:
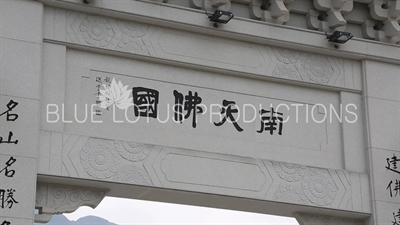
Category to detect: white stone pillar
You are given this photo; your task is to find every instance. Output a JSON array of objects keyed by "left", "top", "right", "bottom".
[
  {"left": 0, "top": 0, "right": 43, "bottom": 224},
  {"left": 363, "top": 60, "right": 400, "bottom": 225}
]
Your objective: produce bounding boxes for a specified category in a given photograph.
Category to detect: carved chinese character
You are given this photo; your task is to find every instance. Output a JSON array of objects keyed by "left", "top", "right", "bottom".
[
  {"left": 214, "top": 99, "right": 243, "bottom": 132},
  {"left": 0, "top": 131, "right": 18, "bottom": 144},
  {"left": 386, "top": 154, "right": 400, "bottom": 174},
  {"left": 0, "top": 157, "right": 16, "bottom": 177},
  {"left": 132, "top": 87, "right": 159, "bottom": 118},
  {"left": 0, "top": 189, "right": 19, "bottom": 209},
  {"left": 257, "top": 107, "right": 284, "bottom": 135},
  {"left": 173, "top": 90, "right": 203, "bottom": 128},
  {"left": 392, "top": 209, "right": 400, "bottom": 225},
  {"left": 0, "top": 100, "right": 18, "bottom": 121},
  {"left": 387, "top": 179, "right": 400, "bottom": 198}
]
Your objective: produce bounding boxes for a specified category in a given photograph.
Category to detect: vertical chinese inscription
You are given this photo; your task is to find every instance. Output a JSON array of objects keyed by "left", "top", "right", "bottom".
[
  {"left": 0, "top": 100, "right": 20, "bottom": 222},
  {"left": 385, "top": 153, "right": 400, "bottom": 224}
]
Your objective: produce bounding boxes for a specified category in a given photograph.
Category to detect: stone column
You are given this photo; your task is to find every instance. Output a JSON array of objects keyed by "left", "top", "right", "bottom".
[
  {"left": 363, "top": 60, "right": 400, "bottom": 225},
  {"left": 0, "top": 0, "right": 43, "bottom": 224}
]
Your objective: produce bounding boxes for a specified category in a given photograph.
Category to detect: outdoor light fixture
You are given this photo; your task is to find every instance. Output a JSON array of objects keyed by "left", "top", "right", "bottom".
[
  {"left": 208, "top": 10, "right": 234, "bottom": 27},
  {"left": 326, "top": 31, "right": 353, "bottom": 44}
]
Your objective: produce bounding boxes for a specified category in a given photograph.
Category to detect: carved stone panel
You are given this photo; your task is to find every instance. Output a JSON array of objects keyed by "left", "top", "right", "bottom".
[
  {"left": 43, "top": 7, "right": 361, "bottom": 90},
  {"left": 65, "top": 137, "right": 155, "bottom": 187},
  {"left": 269, "top": 47, "right": 345, "bottom": 86},
  {"left": 68, "top": 13, "right": 150, "bottom": 55},
  {"left": 57, "top": 134, "right": 371, "bottom": 214},
  {"left": 263, "top": 160, "right": 369, "bottom": 211}
]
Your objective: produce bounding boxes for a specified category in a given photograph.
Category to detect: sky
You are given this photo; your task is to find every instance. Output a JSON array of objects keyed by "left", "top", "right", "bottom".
[{"left": 64, "top": 197, "right": 299, "bottom": 225}]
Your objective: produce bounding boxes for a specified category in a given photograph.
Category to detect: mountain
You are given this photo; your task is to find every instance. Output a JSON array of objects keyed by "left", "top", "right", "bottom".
[{"left": 35, "top": 215, "right": 117, "bottom": 225}]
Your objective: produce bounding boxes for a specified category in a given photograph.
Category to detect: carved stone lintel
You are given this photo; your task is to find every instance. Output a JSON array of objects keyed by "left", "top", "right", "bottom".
[
  {"left": 294, "top": 213, "right": 365, "bottom": 225},
  {"left": 35, "top": 183, "right": 108, "bottom": 223}
]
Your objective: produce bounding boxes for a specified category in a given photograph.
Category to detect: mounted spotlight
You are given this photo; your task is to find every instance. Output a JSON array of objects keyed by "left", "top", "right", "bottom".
[
  {"left": 326, "top": 31, "right": 353, "bottom": 44},
  {"left": 208, "top": 10, "right": 234, "bottom": 27}
]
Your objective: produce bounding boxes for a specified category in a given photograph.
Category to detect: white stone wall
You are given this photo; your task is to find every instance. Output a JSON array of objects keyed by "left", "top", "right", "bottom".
[
  {"left": 0, "top": 0, "right": 43, "bottom": 224},
  {"left": 0, "top": 0, "right": 399, "bottom": 224},
  {"left": 363, "top": 60, "right": 400, "bottom": 225}
]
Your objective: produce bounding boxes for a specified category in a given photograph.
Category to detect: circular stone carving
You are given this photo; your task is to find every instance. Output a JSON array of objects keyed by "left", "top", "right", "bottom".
[
  {"left": 117, "top": 38, "right": 148, "bottom": 55},
  {"left": 303, "top": 55, "right": 333, "bottom": 84},
  {"left": 113, "top": 165, "right": 152, "bottom": 185},
  {"left": 274, "top": 185, "right": 307, "bottom": 204},
  {"left": 80, "top": 139, "right": 120, "bottom": 179},
  {"left": 118, "top": 20, "right": 148, "bottom": 38},
  {"left": 274, "top": 48, "right": 301, "bottom": 64},
  {"left": 80, "top": 15, "right": 114, "bottom": 47},
  {"left": 273, "top": 64, "right": 301, "bottom": 80},
  {"left": 301, "top": 168, "right": 337, "bottom": 206},
  {"left": 272, "top": 162, "right": 306, "bottom": 182},
  {"left": 114, "top": 141, "right": 152, "bottom": 162}
]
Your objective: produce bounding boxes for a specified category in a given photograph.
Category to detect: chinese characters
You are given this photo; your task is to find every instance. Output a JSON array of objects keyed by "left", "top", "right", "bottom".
[
  {"left": 0, "top": 100, "right": 20, "bottom": 214},
  {"left": 385, "top": 153, "right": 400, "bottom": 225},
  {"left": 133, "top": 87, "right": 159, "bottom": 118},
  {"left": 0, "top": 100, "right": 19, "bottom": 144},
  {"left": 0, "top": 189, "right": 18, "bottom": 209},
  {"left": 0, "top": 157, "right": 16, "bottom": 178},
  {"left": 214, "top": 100, "right": 243, "bottom": 132},
  {"left": 173, "top": 90, "right": 203, "bottom": 128},
  {"left": 94, "top": 76, "right": 286, "bottom": 134}
]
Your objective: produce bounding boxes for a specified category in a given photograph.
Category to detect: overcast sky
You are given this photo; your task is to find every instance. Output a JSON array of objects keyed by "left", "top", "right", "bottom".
[{"left": 63, "top": 197, "right": 299, "bottom": 225}]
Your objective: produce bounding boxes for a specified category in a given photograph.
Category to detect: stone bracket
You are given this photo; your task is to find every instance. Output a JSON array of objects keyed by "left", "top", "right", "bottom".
[
  {"left": 367, "top": 0, "right": 400, "bottom": 42},
  {"left": 190, "top": 0, "right": 231, "bottom": 11},
  {"left": 35, "top": 182, "right": 108, "bottom": 223},
  {"left": 250, "top": 0, "right": 293, "bottom": 24},
  {"left": 308, "top": 0, "right": 353, "bottom": 32}
]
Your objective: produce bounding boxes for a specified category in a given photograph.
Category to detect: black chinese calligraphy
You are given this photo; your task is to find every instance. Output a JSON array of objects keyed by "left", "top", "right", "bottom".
[
  {"left": 0, "top": 132, "right": 18, "bottom": 144},
  {"left": 257, "top": 107, "right": 283, "bottom": 135},
  {"left": 132, "top": 87, "right": 159, "bottom": 118},
  {"left": 1, "top": 221, "right": 11, "bottom": 225},
  {"left": 173, "top": 90, "right": 184, "bottom": 123},
  {"left": 392, "top": 209, "right": 400, "bottom": 225},
  {"left": 0, "top": 157, "right": 16, "bottom": 178},
  {"left": 0, "top": 189, "right": 18, "bottom": 209},
  {"left": 387, "top": 154, "right": 400, "bottom": 174},
  {"left": 214, "top": 100, "right": 243, "bottom": 132},
  {"left": 0, "top": 100, "right": 19, "bottom": 144},
  {"left": 0, "top": 100, "right": 18, "bottom": 121},
  {"left": 173, "top": 90, "right": 203, "bottom": 128},
  {"left": 95, "top": 76, "right": 112, "bottom": 114},
  {"left": 387, "top": 179, "right": 400, "bottom": 198}
]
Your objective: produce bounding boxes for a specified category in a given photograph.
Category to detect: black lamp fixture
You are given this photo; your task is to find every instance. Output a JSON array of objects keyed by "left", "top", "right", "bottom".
[
  {"left": 208, "top": 10, "right": 234, "bottom": 27},
  {"left": 326, "top": 31, "right": 353, "bottom": 44}
]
